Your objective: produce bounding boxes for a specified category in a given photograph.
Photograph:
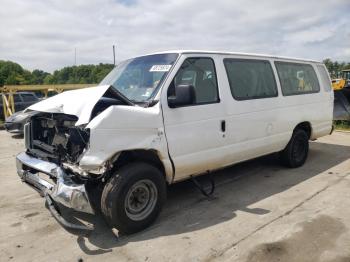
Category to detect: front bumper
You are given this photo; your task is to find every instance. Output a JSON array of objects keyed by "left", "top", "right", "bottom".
[
  {"left": 16, "top": 152, "right": 94, "bottom": 230},
  {"left": 4, "top": 121, "right": 24, "bottom": 134}
]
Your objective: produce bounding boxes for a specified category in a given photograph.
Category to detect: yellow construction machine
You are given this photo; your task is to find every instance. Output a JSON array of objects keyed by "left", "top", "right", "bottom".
[
  {"left": 333, "top": 69, "right": 350, "bottom": 121},
  {"left": 332, "top": 69, "right": 350, "bottom": 90}
]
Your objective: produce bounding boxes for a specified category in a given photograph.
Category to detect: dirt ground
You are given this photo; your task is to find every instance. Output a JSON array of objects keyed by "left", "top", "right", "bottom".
[{"left": 0, "top": 130, "right": 350, "bottom": 262}]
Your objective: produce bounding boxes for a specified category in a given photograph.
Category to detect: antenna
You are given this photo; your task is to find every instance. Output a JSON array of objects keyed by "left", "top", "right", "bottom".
[
  {"left": 74, "top": 48, "right": 77, "bottom": 83},
  {"left": 74, "top": 48, "right": 77, "bottom": 66}
]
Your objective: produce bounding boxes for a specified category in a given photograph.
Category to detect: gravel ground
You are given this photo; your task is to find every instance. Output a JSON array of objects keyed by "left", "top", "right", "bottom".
[{"left": 0, "top": 130, "right": 350, "bottom": 262}]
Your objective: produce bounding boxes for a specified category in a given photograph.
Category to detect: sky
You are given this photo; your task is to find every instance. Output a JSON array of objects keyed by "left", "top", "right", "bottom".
[{"left": 0, "top": 0, "right": 349, "bottom": 72}]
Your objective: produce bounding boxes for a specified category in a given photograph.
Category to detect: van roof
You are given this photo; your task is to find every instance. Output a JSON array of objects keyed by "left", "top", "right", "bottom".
[{"left": 146, "top": 50, "right": 321, "bottom": 64}]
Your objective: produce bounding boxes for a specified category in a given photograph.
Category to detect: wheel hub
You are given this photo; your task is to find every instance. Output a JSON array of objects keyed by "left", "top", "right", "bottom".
[{"left": 125, "top": 179, "right": 158, "bottom": 221}]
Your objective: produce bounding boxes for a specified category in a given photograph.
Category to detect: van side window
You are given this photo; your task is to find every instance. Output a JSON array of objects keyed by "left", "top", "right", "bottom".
[
  {"left": 224, "top": 59, "right": 278, "bottom": 100},
  {"left": 169, "top": 57, "right": 219, "bottom": 105},
  {"left": 316, "top": 65, "right": 332, "bottom": 92},
  {"left": 275, "top": 62, "right": 320, "bottom": 96}
]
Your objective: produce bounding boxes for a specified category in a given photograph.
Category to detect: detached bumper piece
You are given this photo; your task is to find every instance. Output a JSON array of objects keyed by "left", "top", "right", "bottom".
[{"left": 16, "top": 152, "right": 94, "bottom": 231}]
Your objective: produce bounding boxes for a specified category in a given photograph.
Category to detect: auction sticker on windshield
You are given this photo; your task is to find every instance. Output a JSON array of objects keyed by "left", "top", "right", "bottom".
[{"left": 149, "top": 65, "right": 172, "bottom": 72}]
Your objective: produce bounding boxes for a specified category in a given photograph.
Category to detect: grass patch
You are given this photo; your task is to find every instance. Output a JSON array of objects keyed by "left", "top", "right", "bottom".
[{"left": 333, "top": 120, "right": 350, "bottom": 131}]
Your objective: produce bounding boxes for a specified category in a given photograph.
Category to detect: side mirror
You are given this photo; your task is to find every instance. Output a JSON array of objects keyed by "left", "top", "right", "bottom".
[{"left": 168, "top": 84, "right": 195, "bottom": 108}]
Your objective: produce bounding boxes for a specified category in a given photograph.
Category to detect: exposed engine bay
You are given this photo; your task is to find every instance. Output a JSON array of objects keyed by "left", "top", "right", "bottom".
[
  {"left": 29, "top": 113, "right": 89, "bottom": 164},
  {"left": 26, "top": 92, "right": 129, "bottom": 177}
]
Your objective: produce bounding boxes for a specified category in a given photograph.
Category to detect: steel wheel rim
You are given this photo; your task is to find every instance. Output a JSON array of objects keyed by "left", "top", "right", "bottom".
[{"left": 124, "top": 179, "right": 158, "bottom": 221}]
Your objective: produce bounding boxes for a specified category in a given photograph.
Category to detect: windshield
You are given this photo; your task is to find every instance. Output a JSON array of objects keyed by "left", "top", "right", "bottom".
[{"left": 100, "top": 53, "right": 179, "bottom": 102}]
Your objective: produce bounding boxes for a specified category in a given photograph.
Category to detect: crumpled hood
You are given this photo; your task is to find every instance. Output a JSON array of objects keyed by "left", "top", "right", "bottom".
[{"left": 26, "top": 85, "right": 110, "bottom": 126}]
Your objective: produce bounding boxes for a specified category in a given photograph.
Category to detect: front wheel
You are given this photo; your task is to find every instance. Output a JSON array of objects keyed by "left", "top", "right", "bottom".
[
  {"left": 101, "top": 162, "right": 166, "bottom": 234},
  {"left": 280, "top": 129, "right": 309, "bottom": 168}
]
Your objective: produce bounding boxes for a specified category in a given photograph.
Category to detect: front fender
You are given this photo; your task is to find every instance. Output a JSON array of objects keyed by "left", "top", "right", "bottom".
[{"left": 79, "top": 104, "right": 173, "bottom": 182}]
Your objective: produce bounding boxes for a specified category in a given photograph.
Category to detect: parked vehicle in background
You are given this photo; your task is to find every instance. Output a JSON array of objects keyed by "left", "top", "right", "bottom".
[
  {"left": 4, "top": 110, "right": 36, "bottom": 134},
  {"left": 16, "top": 51, "right": 334, "bottom": 234},
  {"left": 0, "top": 92, "right": 40, "bottom": 119},
  {"left": 34, "top": 90, "right": 59, "bottom": 99}
]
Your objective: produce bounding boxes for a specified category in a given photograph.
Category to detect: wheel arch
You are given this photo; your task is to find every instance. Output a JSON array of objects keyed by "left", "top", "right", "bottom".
[
  {"left": 112, "top": 149, "right": 172, "bottom": 183},
  {"left": 294, "top": 121, "right": 312, "bottom": 139}
]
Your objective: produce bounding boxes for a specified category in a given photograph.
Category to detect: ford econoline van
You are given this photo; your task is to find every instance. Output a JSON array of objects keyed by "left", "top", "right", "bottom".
[{"left": 16, "top": 51, "right": 333, "bottom": 234}]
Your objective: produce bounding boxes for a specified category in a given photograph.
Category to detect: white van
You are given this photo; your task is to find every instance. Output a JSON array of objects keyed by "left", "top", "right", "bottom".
[{"left": 16, "top": 51, "right": 333, "bottom": 234}]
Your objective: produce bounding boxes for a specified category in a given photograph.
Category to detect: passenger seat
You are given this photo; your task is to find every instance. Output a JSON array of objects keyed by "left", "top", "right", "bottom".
[{"left": 195, "top": 78, "right": 217, "bottom": 103}]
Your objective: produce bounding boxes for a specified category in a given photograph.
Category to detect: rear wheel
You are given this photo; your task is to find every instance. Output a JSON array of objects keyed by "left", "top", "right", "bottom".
[
  {"left": 280, "top": 129, "right": 309, "bottom": 168},
  {"left": 101, "top": 162, "right": 166, "bottom": 234}
]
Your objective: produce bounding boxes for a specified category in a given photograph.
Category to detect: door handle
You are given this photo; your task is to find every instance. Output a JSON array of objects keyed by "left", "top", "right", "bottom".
[{"left": 221, "top": 120, "right": 226, "bottom": 132}]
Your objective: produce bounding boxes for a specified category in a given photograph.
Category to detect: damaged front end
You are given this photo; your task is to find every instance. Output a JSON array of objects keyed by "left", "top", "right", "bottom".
[
  {"left": 15, "top": 83, "right": 141, "bottom": 230},
  {"left": 15, "top": 53, "right": 177, "bottom": 233},
  {"left": 16, "top": 113, "right": 96, "bottom": 230},
  {"left": 16, "top": 152, "right": 94, "bottom": 230},
  {"left": 28, "top": 113, "right": 89, "bottom": 165}
]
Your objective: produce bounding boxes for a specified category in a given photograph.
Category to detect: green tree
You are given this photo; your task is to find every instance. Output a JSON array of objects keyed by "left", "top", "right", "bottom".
[
  {"left": 0, "top": 60, "right": 114, "bottom": 87},
  {"left": 323, "top": 58, "right": 350, "bottom": 78},
  {"left": 43, "top": 74, "right": 54, "bottom": 84},
  {"left": 31, "top": 69, "right": 50, "bottom": 84}
]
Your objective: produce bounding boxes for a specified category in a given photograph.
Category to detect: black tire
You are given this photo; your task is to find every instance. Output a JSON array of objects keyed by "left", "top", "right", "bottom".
[
  {"left": 101, "top": 162, "right": 166, "bottom": 234},
  {"left": 280, "top": 129, "right": 309, "bottom": 168}
]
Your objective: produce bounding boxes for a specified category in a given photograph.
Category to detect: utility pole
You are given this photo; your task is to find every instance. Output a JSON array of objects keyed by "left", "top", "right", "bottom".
[
  {"left": 74, "top": 48, "right": 77, "bottom": 84},
  {"left": 113, "top": 45, "right": 116, "bottom": 66},
  {"left": 74, "top": 48, "right": 77, "bottom": 66}
]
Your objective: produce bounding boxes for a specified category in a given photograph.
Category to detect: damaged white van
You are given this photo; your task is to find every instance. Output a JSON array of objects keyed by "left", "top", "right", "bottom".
[{"left": 16, "top": 51, "right": 333, "bottom": 234}]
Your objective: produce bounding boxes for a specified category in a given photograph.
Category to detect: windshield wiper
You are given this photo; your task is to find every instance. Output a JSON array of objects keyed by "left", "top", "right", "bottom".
[{"left": 109, "top": 85, "right": 135, "bottom": 106}]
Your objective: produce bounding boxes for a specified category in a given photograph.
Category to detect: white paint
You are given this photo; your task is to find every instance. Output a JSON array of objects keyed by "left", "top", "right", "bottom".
[
  {"left": 28, "top": 51, "right": 334, "bottom": 184},
  {"left": 159, "top": 52, "right": 333, "bottom": 182},
  {"left": 82, "top": 103, "right": 173, "bottom": 182}
]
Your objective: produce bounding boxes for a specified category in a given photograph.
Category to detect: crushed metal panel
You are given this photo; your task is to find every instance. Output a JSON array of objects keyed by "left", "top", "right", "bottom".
[
  {"left": 26, "top": 85, "right": 110, "bottom": 126},
  {"left": 81, "top": 104, "right": 173, "bottom": 182}
]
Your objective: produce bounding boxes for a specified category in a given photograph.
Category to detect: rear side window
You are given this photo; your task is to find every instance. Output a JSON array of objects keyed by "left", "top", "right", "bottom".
[
  {"left": 171, "top": 57, "right": 219, "bottom": 104},
  {"left": 224, "top": 59, "right": 278, "bottom": 100},
  {"left": 317, "top": 65, "right": 332, "bottom": 92},
  {"left": 21, "top": 94, "right": 37, "bottom": 102},
  {"left": 275, "top": 62, "right": 320, "bottom": 96},
  {"left": 14, "top": 94, "right": 21, "bottom": 102}
]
